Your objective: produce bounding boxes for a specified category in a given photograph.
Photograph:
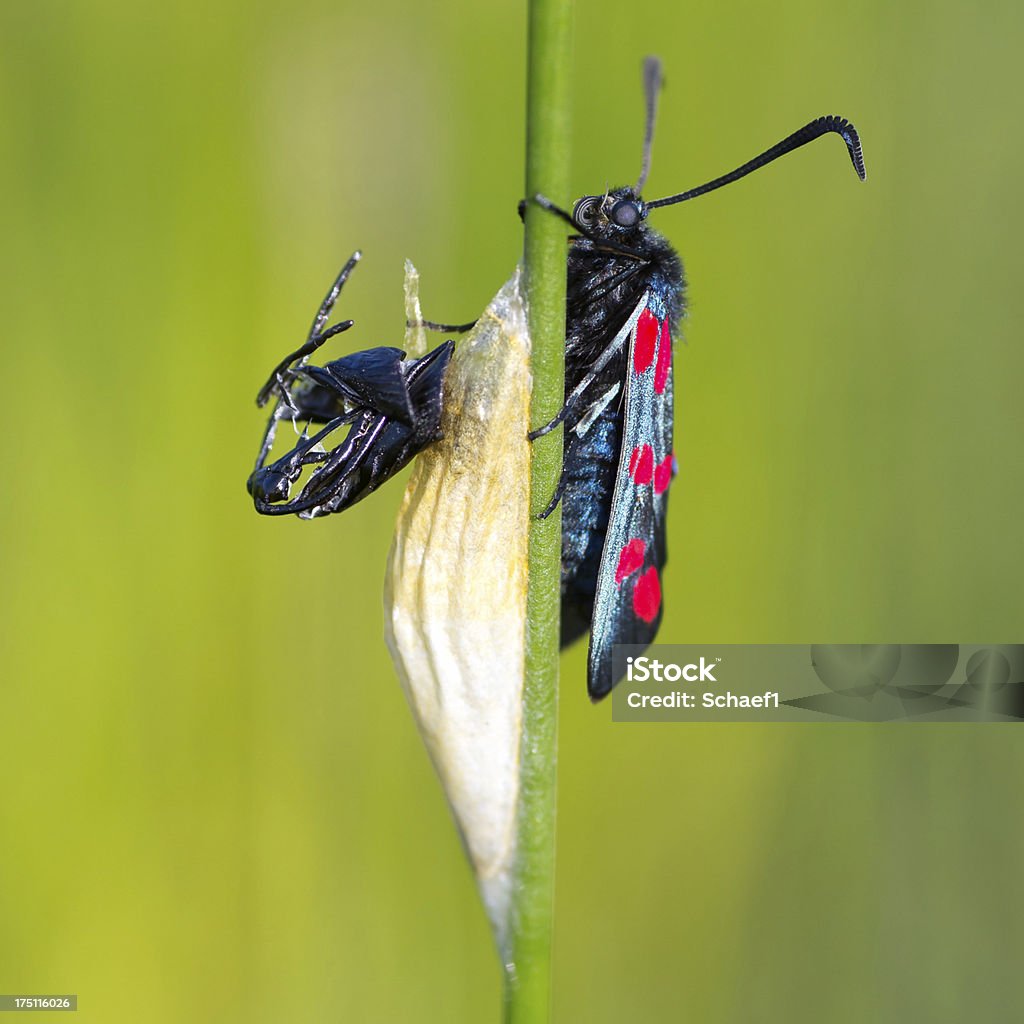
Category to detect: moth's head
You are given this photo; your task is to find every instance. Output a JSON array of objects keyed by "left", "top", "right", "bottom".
[{"left": 571, "top": 186, "right": 648, "bottom": 240}]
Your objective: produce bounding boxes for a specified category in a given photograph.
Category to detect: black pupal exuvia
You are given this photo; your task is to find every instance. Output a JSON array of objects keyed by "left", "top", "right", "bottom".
[
  {"left": 529, "top": 57, "right": 866, "bottom": 700},
  {"left": 247, "top": 251, "right": 454, "bottom": 519}
]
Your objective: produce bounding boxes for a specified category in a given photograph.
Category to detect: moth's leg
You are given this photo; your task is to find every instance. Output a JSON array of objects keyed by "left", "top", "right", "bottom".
[
  {"left": 253, "top": 399, "right": 289, "bottom": 475},
  {"left": 255, "top": 252, "right": 361, "bottom": 408},
  {"left": 256, "top": 319, "right": 354, "bottom": 409},
  {"left": 528, "top": 378, "right": 604, "bottom": 441},
  {"left": 251, "top": 414, "right": 368, "bottom": 515},
  {"left": 528, "top": 406, "right": 572, "bottom": 441},
  {"left": 250, "top": 393, "right": 336, "bottom": 499},
  {"left": 534, "top": 469, "right": 568, "bottom": 521},
  {"left": 527, "top": 323, "right": 632, "bottom": 440},
  {"left": 406, "top": 318, "right": 476, "bottom": 333},
  {"left": 286, "top": 415, "right": 389, "bottom": 517},
  {"left": 253, "top": 414, "right": 348, "bottom": 474},
  {"left": 527, "top": 195, "right": 653, "bottom": 260},
  {"left": 249, "top": 413, "right": 353, "bottom": 509},
  {"left": 525, "top": 194, "right": 575, "bottom": 229},
  {"left": 308, "top": 359, "right": 450, "bottom": 513},
  {"left": 308, "top": 251, "right": 361, "bottom": 340}
]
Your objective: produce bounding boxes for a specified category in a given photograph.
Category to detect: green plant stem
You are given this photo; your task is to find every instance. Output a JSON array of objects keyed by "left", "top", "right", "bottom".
[{"left": 506, "top": 0, "right": 572, "bottom": 1021}]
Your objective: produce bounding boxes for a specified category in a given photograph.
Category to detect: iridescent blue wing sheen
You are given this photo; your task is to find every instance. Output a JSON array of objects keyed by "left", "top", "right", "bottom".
[{"left": 587, "top": 290, "right": 676, "bottom": 699}]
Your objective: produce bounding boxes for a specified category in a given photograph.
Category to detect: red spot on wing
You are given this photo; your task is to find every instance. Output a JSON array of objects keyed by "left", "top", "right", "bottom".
[
  {"left": 628, "top": 444, "right": 653, "bottom": 485},
  {"left": 614, "top": 538, "right": 647, "bottom": 584},
  {"left": 654, "top": 454, "right": 674, "bottom": 494},
  {"left": 633, "top": 309, "right": 659, "bottom": 374},
  {"left": 632, "top": 566, "right": 662, "bottom": 623},
  {"left": 654, "top": 320, "right": 671, "bottom": 395}
]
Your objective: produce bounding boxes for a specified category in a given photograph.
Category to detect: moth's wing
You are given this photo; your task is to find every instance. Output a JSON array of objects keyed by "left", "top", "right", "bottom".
[
  {"left": 252, "top": 342, "right": 455, "bottom": 519},
  {"left": 310, "top": 341, "right": 456, "bottom": 515},
  {"left": 404, "top": 340, "right": 455, "bottom": 444},
  {"left": 303, "top": 346, "right": 414, "bottom": 424},
  {"left": 587, "top": 291, "right": 676, "bottom": 700}
]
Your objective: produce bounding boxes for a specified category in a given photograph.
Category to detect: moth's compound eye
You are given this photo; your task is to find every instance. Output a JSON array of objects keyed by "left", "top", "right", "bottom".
[
  {"left": 610, "top": 200, "right": 641, "bottom": 228},
  {"left": 572, "top": 196, "right": 601, "bottom": 228}
]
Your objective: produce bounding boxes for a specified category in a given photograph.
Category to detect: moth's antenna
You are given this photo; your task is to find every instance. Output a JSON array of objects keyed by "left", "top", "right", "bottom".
[
  {"left": 646, "top": 115, "right": 866, "bottom": 209},
  {"left": 636, "top": 56, "right": 663, "bottom": 193}
]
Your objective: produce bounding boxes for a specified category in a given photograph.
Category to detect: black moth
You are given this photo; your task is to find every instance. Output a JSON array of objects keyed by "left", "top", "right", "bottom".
[
  {"left": 247, "top": 252, "right": 453, "bottom": 519},
  {"left": 248, "top": 57, "right": 866, "bottom": 700},
  {"left": 525, "top": 57, "right": 864, "bottom": 698}
]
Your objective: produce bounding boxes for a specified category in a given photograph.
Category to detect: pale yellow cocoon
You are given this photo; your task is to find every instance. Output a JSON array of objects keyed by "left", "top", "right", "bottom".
[{"left": 384, "top": 266, "right": 531, "bottom": 956}]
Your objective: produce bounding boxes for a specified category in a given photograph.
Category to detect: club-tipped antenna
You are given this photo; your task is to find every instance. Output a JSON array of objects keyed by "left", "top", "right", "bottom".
[
  {"left": 646, "top": 115, "right": 866, "bottom": 209},
  {"left": 636, "top": 57, "right": 663, "bottom": 193}
]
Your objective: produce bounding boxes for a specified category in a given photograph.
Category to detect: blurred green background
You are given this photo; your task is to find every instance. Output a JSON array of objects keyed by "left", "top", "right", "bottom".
[{"left": 2, "top": 1, "right": 1022, "bottom": 1021}]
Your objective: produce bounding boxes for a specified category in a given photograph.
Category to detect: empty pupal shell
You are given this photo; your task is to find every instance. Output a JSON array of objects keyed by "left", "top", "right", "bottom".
[{"left": 384, "top": 266, "right": 530, "bottom": 958}]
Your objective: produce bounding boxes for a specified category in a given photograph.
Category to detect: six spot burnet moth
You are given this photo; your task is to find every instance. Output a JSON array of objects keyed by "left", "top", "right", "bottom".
[{"left": 247, "top": 57, "right": 866, "bottom": 700}]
